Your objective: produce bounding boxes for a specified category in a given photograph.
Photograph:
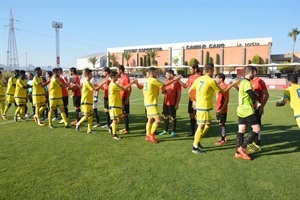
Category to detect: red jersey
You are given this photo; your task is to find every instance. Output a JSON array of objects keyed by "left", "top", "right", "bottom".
[
  {"left": 70, "top": 75, "right": 81, "bottom": 97},
  {"left": 250, "top": 77, "right": 267, "bottom": 103},
  {"left": 59, "top": 76, "right": 68, "bottom": 97},
  {"left": 215, "top": 82, "right": 229, "bottom": 113},
  {"left": 102, "top": 76, "right": 111, "bottom": 98},
  {"left": 162, "top": 80, "right": 181, "bottom": 105},
  {"left": 118, "top": 74, "right": 130, "bottom": 99},
  {"left": 186, "top": 74, "right": 201, "bottom": 100}
]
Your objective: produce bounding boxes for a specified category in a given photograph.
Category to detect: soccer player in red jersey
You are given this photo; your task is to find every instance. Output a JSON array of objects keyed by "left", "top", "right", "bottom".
[
  {"left": 117, "top": 65, "right": 131, "bottom": 134},
  {"left": 179, "top": 64, "right": 201, "bottom": 137},
  {"left": 214, "top": 73, "right": 229, "bottom": 145},
  {"left": 69, "top": 67, "right": 82, "bottom": 125},
  {"left": 249, "top": 67, "right": 269, "bottom": 150},
  {"left": 159, "top": 69, "right": 181, "bottom": 138},
  {"left": 100, "top": 67, "right": 111, "bottom": 131},
  {"left": 58, "top": 68, "right": 69, "bottom": 122}
]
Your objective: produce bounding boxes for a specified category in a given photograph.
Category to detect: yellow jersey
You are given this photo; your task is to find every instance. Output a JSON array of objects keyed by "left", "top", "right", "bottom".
[
  {"left": 0, "top": 78, "right": 5, "bottom": 100},
  {"left": 32, "top": 76, "right": 45, "bottom": 96},
  {"left": 49, "top": 77, "right": 62, "bottom": 99},
  {"left": 143, "top": 77, "right": 164, "bottom": 107},
  {"left": 6, "top": 76, "right": 17, "bottom": 96},
  {"left": 108, "top": 82, "right": 122, "bottom": 108},
  {"left": 284, "top": 84, "right": 300, "bottom": 115},
  {"left": 81, "top": 80, "right": 93, "bottom": 105},
  {"left": 190, "top": 75, "right": 220, "bottom": 111},
  {"left": 14, "top": 78, "right": 27, "bottom": 98}
]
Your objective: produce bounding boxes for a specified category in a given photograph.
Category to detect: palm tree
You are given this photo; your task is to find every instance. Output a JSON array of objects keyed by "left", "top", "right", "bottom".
[
  {"left": 288, "top": 28, "right": 300, "bottom": 63},
  {"left": 87, "top": 56, "right": 99, "bottom": 68},
  {"left": 107, "top": 53, "right": 119, "bottom": 67},
  {"left": 87, "top": 56, "right": 99, "bottom": 77},
  {"left": 146, "top": 49, "right": 159, "bottom": 66},
  {"left": 122, "top": 52, "right": 132, "bottom": 66}
]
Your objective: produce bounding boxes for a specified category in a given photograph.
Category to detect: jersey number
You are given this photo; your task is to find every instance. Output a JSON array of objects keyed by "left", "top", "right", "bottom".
[
  {"left": 143, "top": 82, "right": 148, "bottom": 91},
  {"left": 297, "top": 88, "right": 300, "bottom": 98},
  {"left": 198, "top": 81, "right": 204, "bottom": 91}
]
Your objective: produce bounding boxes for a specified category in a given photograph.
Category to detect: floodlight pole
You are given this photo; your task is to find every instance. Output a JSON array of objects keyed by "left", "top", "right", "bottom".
[{"left": 52, "top": 21, "right": 63, "bottom": 67}]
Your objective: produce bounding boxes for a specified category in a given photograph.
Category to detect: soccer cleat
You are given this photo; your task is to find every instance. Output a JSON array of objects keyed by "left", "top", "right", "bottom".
[
  {"left": 119, "top": 129, "right": 129, "bottom": 135},
  {"left": 87, "top": 130, "right": 95, "bottom": 134},
  {"left": 65, "top": 124, "right": 70, "bottom": 128},
  {"left": 237, "top": 147, "right": 251, "bottom": 160},
  {"left": 49, "top": 124, "right": 55, "bottom": 128},
  {"left": 59, "top": 119, "right": 65, "bottom": 124},
  {"left": 159, "top": 130, "right": 168, "bottom": 136},
  {"left": 38, "top": 122, "right": 45, "bottom": 126},
  {"left": 19, "top": 118, "right": 26, "bottom": 122},
  {"left": 113, "top": 134, "right": 121, "bottom": 140},
  {"left": 2, "top": 114, "right": 8, "bottom": 120},
  {"left": 52, "top": 117, "right": 57, "bottom": 122},
  {"left": 93, "top": 124, "right": 101, "bottom": 128},
  {"left": 234, "top": 153, "right": 243, "bottom": 159},
  {"left": 215, "top": 139, "right": 227, "bottom": 146},
  {"left": 170, "top": 132, "right": 176, "bottom": 138},
  {"left": 145, "top": 134, "right": 158, "bottom": 144},
  {"left": 192, "top": 147, "right": 205, "bottom": 154},
  {"left": 101, "top": 124, "right": 109, "bottom": 129},
  {"left": 247, "top": 142, "right": 261, "bottom": 152},
  {"left": 75, "top": 124, "right": 80, "bottom": 132}
]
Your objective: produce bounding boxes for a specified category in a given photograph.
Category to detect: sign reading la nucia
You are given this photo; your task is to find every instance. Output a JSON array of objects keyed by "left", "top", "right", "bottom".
[{"left": 123, "top": 42, "right": 261, "bottom": 52}]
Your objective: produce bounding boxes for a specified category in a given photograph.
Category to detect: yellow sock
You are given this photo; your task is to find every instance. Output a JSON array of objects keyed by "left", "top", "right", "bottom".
[
  {"left": 0, "top": 101, "right": 5, "bottom": 115},
  {"left": 111, "top": 121, "right": 117, "bottom": 135},
  {"left": 200, "top": 124, "right": 211, "bottom": 139},
  {"left": 48, "top": 112, "right": 52, "bottom": 125},
  {"left": 146, "top": 122, "right": 152, "bottom": 136},
  {"left": 77, "top": 115, "right": 87, "bottom": 126},
  {"left": 87, "top": 116, "right": 93, "bottom": 131},
  {"left": 150, "top": 123, "right": 159, "bottom": 134},
  {"left": 35, "top": 105, "right": 40, "bottom": 119},
  {"left": 193, "top": 127, "right": 202, "bottom": 147},
  {"left": 61, "top": 112, "right": 68, "bottom": 125},
  {"left": 3, "top": 105, "right": 9, "bottom": 115},
  {"left": 15, "top": 106, "right": 21, "bottom": 117}
]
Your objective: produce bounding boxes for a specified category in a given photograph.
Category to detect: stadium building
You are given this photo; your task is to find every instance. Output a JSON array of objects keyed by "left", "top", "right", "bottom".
[{"left": 106, "top": 37, "right": 272, "bottom": 67}]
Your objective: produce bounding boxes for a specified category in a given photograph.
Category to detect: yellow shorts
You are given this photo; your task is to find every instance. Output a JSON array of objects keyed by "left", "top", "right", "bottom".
[
  {"left": 196, "top": 110, "right": 211, "bottom": 124},
  {"left": 109, "top": 107, "right": 122, "bottom": 120},
  {"left": 146, "top": 106, "right": 159, "bottom": 118},
  {"left": 0, "top": 94, "right": 4, "bottom": 101},
  {"left": 49, "top": 98, "right": 63, "bottom": 109},
  {"left": 15, "top": 97, "right": 27, "bottom": 106},
  {"left": 81, "top": 104, "right": 93, "bottom": 116},
  {"left": 6, "top": 94, "right": 15, "bottom": 104},
  {"left": 33, "top": 95, "right": 46, "bottom": 106}
]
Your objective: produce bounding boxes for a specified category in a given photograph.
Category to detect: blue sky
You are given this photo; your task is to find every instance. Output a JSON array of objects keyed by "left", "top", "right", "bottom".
[{"left": 1, "top": 0, "right": 300, "bottom": 68}]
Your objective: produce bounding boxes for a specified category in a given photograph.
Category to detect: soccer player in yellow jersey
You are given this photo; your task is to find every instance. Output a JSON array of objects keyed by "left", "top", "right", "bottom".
[
  {"left": 48, "top": 68, "right": 70, "bottom": 128},
  {"left": 2, "top": 70, "right": 19, "bottom": 120},
  {"left": 188, "top": 63, "right": 239, "bottom": 154},
  {"left": 107, "top": 71, "right": 137, "bottom": 140},
  {"left": 75, "top": 69, "right": 107, "bottom": 133},
  {"left": 14, "top": 70, "right": 30, "bottom": 121},
  {"left": 276, "top": 75, "right": 300, "bottom": 128},
  {"left": 32, "top": 67, "right": 50, "bottom": 126},
  {"left": 0, "top": 71, "right": 7, "bottom": 117},
  {"left": 136, "top": 67, "right": 181, "bottom": 143}
]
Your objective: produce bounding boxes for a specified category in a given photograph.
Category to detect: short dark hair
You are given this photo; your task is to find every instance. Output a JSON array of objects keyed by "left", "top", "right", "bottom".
[
  {"left": 204, "top": 63, "right": 214, "bottom": 73},
  {"left": 46, "top": 71, "right": 53, "bottom": 77},
  {"left": 52, "top": 68, "right": 59, "bottom": 74},
  {"left": 70, "top": 67, "right": 77, "bottom": 74},
  {"left": 58, "top": 67, "right": 63, "bottom": 72},
  {"left": 34, "top": 67, "right": 41, "bottom": 72},
  {"left": 148, "top": 67, "right": 156, "bottom": 74},
  {"left": 216, "top": 73, "right": 226, "bottom": 81},
  {"left": 84, "top": 68, "right": 92, "bottom": 75},
  {"left": 166, "top": 69, "right": 174, "bottom": 75},
  {"left": 14, "top": 70, "right": 19, "bottom": 76},
  {"left": 118, "top": 65, "right": 125, "bottom": 72},
  {"left": 252, "top": 66, "right": 257, "bottom": 73},
  {"left": 109, "top": 71, "right": 118, "bottom": 78},
  {"left": 191, "top": 64, "right": 200, "bottom": 73},
  {"left": 103, "top": 67, "right": 111, "bottom": 73},
  {"left": 288, "top": 75, "right": 298, "bottom": 84}
]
